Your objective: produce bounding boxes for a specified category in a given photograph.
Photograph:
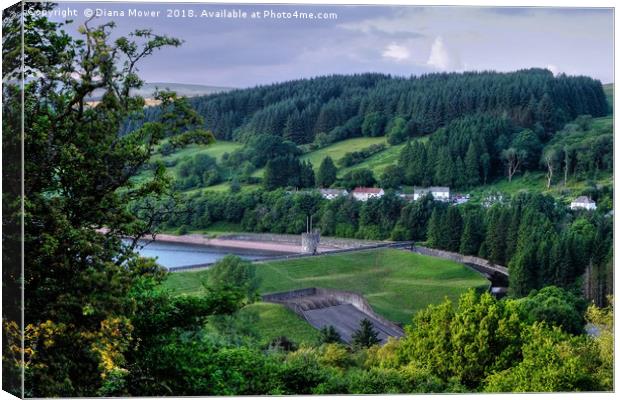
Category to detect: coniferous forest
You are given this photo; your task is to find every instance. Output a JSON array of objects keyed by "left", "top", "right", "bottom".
[{"left": 2, "top": 1, "right": 614, "bottom": 397}]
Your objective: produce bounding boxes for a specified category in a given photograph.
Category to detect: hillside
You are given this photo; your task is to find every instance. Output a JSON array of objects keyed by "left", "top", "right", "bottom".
[
  {"left": 87, "top": 82, "right": 232, "bottom": 101},
  {"left": 164, "top": 248, "right": 489, "bottom": 325},
  {"left": 130, "top": 71, "right": 611, "bottom": 205}
]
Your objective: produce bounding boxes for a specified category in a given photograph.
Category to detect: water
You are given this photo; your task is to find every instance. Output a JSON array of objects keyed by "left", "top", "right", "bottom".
[{"left": 131, "top": 240, "right": 285, "bottom": 269}]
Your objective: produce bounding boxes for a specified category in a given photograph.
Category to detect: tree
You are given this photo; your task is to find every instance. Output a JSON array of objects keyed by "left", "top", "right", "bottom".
[
  {"left": 464, "top": 142, "right": 480, "bottom": 187},
  {"left": 318, "top": 325, "right": 342, "bottom": 344},
  {"left": 426, "top": 208, "right": 444, "bottom": 249},
  {"left": 541, "top": 147, "right": 561, "bottom": 189},
  {"left": 379, "top": 164, "right": 403, "bottom": 189},
  {"left": 386, "top": 116, "right": 407, "bottom": 144},
  {"left": 340, "top": 168, "right": 376, "bottom": 189},
  {"left": 361, "top": 112, "right": 386, "bottom": 137},
  {"left": 514, "top": 286, "right": 587, "bottom": 335},
  {"left": 300, "top": 160, "right": 316, "bottom": 188},
  {"left": 2, "top": 6, "right": 215, "bottom": 396},
  {"left": 501, "top": 147, "right": 526, "bottom": 182},
  {"left": 351, "top": 319, "right": 380, "bottom": 349},
  {"left": 316, "top": 156, "right": 337, "bottom": 188},
  {"left": 484, "top": 324, "right": 603, "bottom": 392},
  {"left": 229, "top": 177, "right": 241, "bottom": 193},
  {"left": 263, "top": 155, "right": 302, "bottom": 190},
  {"left": 208, "top": 255, "right": 260, "bottom": 302},
  {"left": 444, "top": 207, "right": 463, "bottom": 252},
  {"left": 459, "top": 209, "right": 484, "bottom": 255},
  {"left": 398, "top": 291, "right": 524, "bottom": 389}
]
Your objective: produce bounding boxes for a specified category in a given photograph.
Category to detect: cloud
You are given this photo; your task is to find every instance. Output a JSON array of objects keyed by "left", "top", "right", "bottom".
[
  {"left": 427, "top": 36, "right": 462, "bottom": 71},
  {"left": 546, "top": 64, "right": 560, "bottom": 76},
  {"left": 382, "top": 43, "right": 410, "bottom": 62}
]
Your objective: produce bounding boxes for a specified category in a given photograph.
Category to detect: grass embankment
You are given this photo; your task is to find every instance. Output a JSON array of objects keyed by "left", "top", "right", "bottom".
[
  {"left": 164, "top": 248, "right": 489, "bottom": 338},
  {"left": 300, "top": 137, "right": 387, "bottom": 169}
]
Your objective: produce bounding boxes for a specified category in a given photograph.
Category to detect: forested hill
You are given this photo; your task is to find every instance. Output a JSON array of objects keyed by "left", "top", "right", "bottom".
[{"left": 128, "top": 68, "right": 607, "bottom": 144}]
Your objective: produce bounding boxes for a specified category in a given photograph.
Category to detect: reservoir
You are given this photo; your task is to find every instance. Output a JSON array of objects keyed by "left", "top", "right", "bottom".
[{"left": 131, "top": 239, "right": 290, "bottom": 269}]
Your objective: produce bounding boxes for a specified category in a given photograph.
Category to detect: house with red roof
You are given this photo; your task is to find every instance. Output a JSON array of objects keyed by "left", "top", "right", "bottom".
[{"left": 351, "top": 187, "right": 385, "bottom": 202}]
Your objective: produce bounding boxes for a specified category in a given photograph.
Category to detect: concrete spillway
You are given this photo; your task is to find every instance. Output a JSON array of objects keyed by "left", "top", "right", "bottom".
[{"left": 262, "top": 288, "right": 404, "bottom": 344}]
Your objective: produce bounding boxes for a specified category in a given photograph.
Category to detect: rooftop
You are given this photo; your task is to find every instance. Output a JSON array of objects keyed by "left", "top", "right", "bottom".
[
  {"left": 572, "top": 196, "right": 595, "bottom": 204},
  {"left": 352, "top": 187, "right": 383, "bottom": 194},
  {"left": 413, "top": 186, "right": 450, "bottom": 192}
]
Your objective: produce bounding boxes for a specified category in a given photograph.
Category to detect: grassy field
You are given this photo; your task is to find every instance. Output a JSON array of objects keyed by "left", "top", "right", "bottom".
[
  {"left": 238, "top": 302, "right": 319, "bottom": 346},
  {"left": 164, "top": 248, "right": 489, "bottom": 325},
  {"left": 338, "top": 143, "right": 404, "bottom": 177},
  {"left": 154, "top": 140, "right": 242, "bottom": 164},
  {"left": 300, "top": 137, "right": 388, "bottom": 169}
]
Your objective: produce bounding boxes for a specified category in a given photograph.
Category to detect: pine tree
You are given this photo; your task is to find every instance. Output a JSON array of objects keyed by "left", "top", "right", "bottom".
[
  {"left": 434, "top": 148, "right": 454, "bottom": 186},
  {"left": 316, "top": 156, "right": 337, "bottom": 188},
  {"left": 351, "top": 318, "right": 380, "bottom": 348},
  {"left": 460, "top": 210, "right": 484, "bottom": 255},
  {"left": 464, "top": 142, "right": 480, "bottom": 187},
  {"left": 318, "top": 325, "right": 342, "bottom": 344},
  {"left": 445, "top": 206, "right": 463, "bottom": 252},
  {"left": 299, "top": 160, "right": 315, "bottom": 188},
  {"left": 427, "top": 208, "right": 443, "bottom": 248}
]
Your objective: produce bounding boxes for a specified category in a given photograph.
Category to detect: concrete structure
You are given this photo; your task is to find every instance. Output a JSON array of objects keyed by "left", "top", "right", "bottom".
[
  {"left": 262, "top": 287, "right": 404, "bottom": 344},
  {"left": 301, "top": 230, "right": 321, "bottom": 254},
  {"left": 413, "top": 186, "right": 450, "bottom": 201},
  {"left": 352, "top": 187, "right": 384, "bottom": 201},
  {"left": 319, "top": 188, "right": 348, "bottom": 200},
  {"left": 570, "top": 196, "right": 597, "bottom": 210}
]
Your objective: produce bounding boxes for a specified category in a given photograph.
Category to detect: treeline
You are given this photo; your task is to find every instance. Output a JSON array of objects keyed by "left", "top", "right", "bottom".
[
  {"left": 159, "top": 113, "right": 613, "bottom": 194},
  {"left": 137, "top": 188, "right": 613, "bottom": 304},
  {"left": 124, "top": 69, "right": 607, "bottom": 147},
  {"left": 394, "top": 113, "right": 613, "bottom": 190}
]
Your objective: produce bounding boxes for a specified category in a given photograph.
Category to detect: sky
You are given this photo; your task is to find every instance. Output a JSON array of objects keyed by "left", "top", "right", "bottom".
[{"left": 50, "top": 2, "right": 614, "bottom": 88}]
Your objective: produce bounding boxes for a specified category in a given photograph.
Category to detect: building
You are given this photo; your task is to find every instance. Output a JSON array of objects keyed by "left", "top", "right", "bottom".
[
  {"left": 319, "top": 188, "right": 348, "bottom": 200},
  {"left": 352, "top": 187, "right": 384, "bottom": 201},
  {"left": 453, "top": 194, "right": 470, "bottom": 205},
  {"left": 398, "top": 193, "right": 416, "bottom": 202},
  {"left": 570, "top": 196, "right": 597, "bottom": 211},
  {"left": 413, "top": 186, "right": 450, "bottom": 202}
]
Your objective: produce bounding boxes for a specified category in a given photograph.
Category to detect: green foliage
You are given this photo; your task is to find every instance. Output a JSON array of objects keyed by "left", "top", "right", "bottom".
[
  {"left": 379, "top": 164, "right": 403, "bottom": 189},
  {"left": 208, "top": 255, "right": 260, "bottom": 302},
  {"left": 318, "top": 325, "right": 343, "bottom": 344},
  {"left": 398, "top": 290, "right": 524, "bottom": 389},
  {"left": 513, "top": 286, "right": 587, "bottom": 335},
  {"left": 483, "top": 324, "right": 604, "bottom": 392},
  {"left": 316, "top": 156, "right": 338, "bottom": 187},
  {"left": 352, "top": 319, "right": 381, "bottom": 349},
  {"left": 339, "top": 168, "right": 376, "bottom": 189},
  {"left": 140, "top": 69, "right": 608, "bottom": 144},
  {"left": 362, "top": 111, "right": 387, "bottom": 137},
  {"left": 2, "top": 5, "right": 219, "bottom": 395},
  {"left": 338, "top": 143, "right": 387, "bottom": 167},
  {"left": 176, "top": 153, "right": 220, "bottom": 189}
]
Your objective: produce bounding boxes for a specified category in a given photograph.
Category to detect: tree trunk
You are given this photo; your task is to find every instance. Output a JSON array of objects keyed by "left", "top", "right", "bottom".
[{"left": 545, "top": 160, "right": 553, "bottom": 189}]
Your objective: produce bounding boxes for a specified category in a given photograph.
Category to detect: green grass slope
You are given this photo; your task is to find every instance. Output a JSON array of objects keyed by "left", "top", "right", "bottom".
[
  {"left": 238, "top": 302, "right": 319, "bottom": 346},
  {"left": 300, "top": 137, "right": 387, "bottom": 169},
  {"left": 164, "top": 248, "right": 488, "bottom": 325}
]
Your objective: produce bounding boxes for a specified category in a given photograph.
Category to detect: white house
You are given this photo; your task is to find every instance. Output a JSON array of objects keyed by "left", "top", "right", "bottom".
[
  {"left": 352, "top": 187, "right": 384, "bottom": 201},
  {"left": 570, "top": 196, "right": 597, "bottom": 211},
  {"left": 413, "top": 187, "right": 450, "bottom": 202},
  {"left": 398, "top": 193, "right": 416, "bottom": 202},
  {"left": 319, "top": 188, "right": 348, "bottom": 200}
]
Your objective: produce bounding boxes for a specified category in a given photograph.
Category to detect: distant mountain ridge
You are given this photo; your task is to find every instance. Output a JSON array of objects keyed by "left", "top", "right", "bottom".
[{"left": 87, "top": 82, "right": 233, "bottom": 101}]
